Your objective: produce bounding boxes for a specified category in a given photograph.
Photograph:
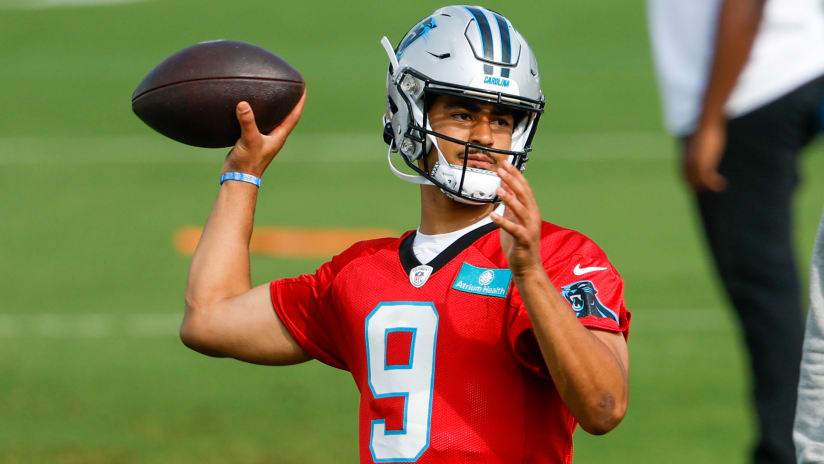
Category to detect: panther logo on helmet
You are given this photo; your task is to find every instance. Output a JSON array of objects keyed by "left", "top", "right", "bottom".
[{"left": 396, "top": 17, "right": 437, "bottom": 58}]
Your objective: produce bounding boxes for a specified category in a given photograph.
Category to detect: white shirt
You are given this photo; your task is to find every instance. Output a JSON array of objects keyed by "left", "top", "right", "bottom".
[
  {"left": 647, "top": 0, "right": 824, "bottom": 136},
  {"left": 413, "top": 204, "right": 504, "bottom": 264}
]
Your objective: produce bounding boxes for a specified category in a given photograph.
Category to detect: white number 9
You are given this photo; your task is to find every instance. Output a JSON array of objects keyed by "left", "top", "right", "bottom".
[{"left": 365, "top": 302, "right": 439, "bottom": 462}]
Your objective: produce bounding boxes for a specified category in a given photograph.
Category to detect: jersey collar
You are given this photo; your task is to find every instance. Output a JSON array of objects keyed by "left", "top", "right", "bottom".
[{"left": 399, "top": 222, "right": 499, "bottom": 276}]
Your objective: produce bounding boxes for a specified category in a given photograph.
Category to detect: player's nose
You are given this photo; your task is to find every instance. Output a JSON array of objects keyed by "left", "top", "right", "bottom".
[{"left": 469, "top": 117, "right": 494, "bottom": 147}]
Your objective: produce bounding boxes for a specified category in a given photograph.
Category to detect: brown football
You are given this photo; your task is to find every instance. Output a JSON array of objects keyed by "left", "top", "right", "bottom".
[{"left": 132, "top": 40, "right": 304, "bottom": 148}]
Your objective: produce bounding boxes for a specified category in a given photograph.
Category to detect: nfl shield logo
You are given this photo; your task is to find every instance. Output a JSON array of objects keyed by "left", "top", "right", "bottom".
[{"left": 409, "top": 264, "right": 433, "bottom": 288}]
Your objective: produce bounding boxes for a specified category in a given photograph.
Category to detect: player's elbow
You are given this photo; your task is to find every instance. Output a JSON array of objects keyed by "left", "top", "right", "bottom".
[
  {"left": 180, "top": 302, "right": 207, "bottom": 351},
  {"left": 577, "top": 392, "right": 627, "bottom": 435},
  {"left": 180, "top": 300, "right": 226, "bottom": 357},
  {"left": 179, "top": 310, "right": 202, "bottom": 351}
]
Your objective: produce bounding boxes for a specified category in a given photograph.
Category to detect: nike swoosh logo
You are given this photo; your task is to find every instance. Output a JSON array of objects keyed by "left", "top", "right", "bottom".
[{"left": 573, "top": 264, "right": 607, "bottom": 276}]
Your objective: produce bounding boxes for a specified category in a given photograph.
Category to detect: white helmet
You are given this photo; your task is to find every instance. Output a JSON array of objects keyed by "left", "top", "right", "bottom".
[{"left": 381, "top": 5, "right": 545, "bottom": 204}]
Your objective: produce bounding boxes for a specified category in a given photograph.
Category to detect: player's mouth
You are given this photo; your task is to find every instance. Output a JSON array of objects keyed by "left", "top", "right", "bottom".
[{"left": 458, "top": 151, "right": 497, "bottom": 170}]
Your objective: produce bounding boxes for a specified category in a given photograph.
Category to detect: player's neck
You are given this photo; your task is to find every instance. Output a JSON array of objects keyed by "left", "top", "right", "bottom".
[{"left": 418, "top": 185, "right": 497, "bottom": 235}]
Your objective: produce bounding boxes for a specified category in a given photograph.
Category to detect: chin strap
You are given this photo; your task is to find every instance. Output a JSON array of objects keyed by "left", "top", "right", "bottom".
[
  {"left": 387, "top": 146, "right": 433, "bottom": 185},
  {"left": 385, "top": 129, "right": 505, "bottom": 204},
  {"left": 426, "top": 131, "right": 503, "bottom": 205}
]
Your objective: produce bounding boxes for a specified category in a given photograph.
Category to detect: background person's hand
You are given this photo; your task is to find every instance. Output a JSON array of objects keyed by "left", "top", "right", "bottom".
[
  {"left": 222, "top": 91, "right": 306, "bottom": 177},
  {"left": 682, "top": 120, "right": 728, "bottom": 192}
]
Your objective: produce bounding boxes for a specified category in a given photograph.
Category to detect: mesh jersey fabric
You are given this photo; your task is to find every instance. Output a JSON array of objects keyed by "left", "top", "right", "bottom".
[{"left": 270, "top": 222, "right": 630, "bottom": 463}]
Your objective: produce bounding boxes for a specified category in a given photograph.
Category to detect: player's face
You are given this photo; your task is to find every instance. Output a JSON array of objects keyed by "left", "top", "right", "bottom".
[{"left": 423, "top": 95, "right": 515, "bottom": 171}]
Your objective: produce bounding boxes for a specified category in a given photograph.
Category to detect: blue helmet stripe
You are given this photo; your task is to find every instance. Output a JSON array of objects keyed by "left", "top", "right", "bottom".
[
  {"left": 464, "top": 6, "right": 494, "bottom": 75},
  {"left": 491, "top": 12, "right": 512, "bottom": 78}
]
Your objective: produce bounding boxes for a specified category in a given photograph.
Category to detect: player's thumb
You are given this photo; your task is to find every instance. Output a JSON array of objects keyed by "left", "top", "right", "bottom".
[{"left": 235, "top": 101, "right": 261, "bottom": 145}]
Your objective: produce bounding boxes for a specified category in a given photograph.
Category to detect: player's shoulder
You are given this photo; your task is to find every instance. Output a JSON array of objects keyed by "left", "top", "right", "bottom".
[
  {"left": 470, "top": 220, "right": 612, "bottom": 269},
  {"left": 328, "top": 232, "right": 410, "bottom": 271},
  {"left": 538, "top": 220, "right": 613, "bottom": 266}
]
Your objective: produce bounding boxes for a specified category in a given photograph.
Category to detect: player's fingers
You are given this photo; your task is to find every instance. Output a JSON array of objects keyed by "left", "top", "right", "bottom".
[
  {"left": 498, "top": 168, "right": 539, "bottom": 224},
  {"left": 504, "top": 162, "right": 533, "bottom": 194},
  {"left": 498, "top": 176, "right": 517, "bottom": 203},
  {"left": 236, "top": 101, "right": 262, "bottom": 145},
  {"left": 509, "top": 163, "right": 537, "bottom": 209},
  {"left": 490, "top": 211, "right": 515, "bottom": 232},
  {"left": 496, "top": 187, "right": 529, "bottom": 225},
  {"left": 268, "top": 90, "right": 306, "bottom": 138},
  {"left": 498, "top": 162, "right": 535, "bottom": 209},
  {"left": 490, "top": 213, "right": 529, "bottom": 242}
]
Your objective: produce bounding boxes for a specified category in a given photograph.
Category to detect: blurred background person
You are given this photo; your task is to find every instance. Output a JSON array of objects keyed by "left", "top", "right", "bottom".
[
  {"left": 647, "top": 0, "right": 824, "bottom": 463},
  {"left": 795, "top": 208, "right": 824, "bottom": 463}
]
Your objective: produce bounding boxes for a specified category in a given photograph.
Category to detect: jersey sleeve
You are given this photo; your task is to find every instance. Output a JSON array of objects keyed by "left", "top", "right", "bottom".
[
  {"left": 270, "top": 258, "right": 348, "bottom": 370},
  {"left": 507, "top": 228, "right": 631, "bottom": 378}
]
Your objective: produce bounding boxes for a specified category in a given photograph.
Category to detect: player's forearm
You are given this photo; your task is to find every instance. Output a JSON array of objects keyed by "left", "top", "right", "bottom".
[
  {"left": 697, "top": 0, "right": 765, "bottom": 129},
  {"left": 185, "top": 181, "right": 258, "bottom": 311},
  {"left": 514, "top": 265, "right": 628, "bottom": 434}
]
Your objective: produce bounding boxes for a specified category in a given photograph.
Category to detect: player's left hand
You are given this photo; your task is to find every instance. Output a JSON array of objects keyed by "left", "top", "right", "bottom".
[{"left": 490, "top": 161, "right": 543, "bottom": 277}]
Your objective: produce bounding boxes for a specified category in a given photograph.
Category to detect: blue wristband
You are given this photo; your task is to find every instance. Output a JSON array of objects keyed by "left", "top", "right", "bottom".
[{"left": 220, "top": 172, "right": 261, "bottom": 188}]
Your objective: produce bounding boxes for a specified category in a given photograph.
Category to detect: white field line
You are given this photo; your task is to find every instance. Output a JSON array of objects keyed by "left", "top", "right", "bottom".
[
  {"left": 0, "top": 313, "right": 180, "bottom": 338},
  {"left": 0, "top": 0, "right": 147, "bottom": 9},
  {"left": 0, "top": 132, "right": 673, "bottom": 166},
  {"left": 0, "top": 309, "right": 732, "bottom": 338}
]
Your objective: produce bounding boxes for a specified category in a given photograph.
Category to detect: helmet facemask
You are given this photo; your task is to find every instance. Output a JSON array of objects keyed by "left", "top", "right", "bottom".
[{"left": 385, "top": 67, "right": 544, "bottom": 205}]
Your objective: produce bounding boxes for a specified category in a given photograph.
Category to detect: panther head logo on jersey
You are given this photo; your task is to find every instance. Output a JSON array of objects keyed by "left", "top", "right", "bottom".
[{"left": 561, "top": 281, "right": 619, "bottom": 322}]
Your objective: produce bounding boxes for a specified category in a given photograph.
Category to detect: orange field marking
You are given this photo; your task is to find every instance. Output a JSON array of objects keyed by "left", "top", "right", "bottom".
[{"left": 174, "top": 226, "right": 398, "bottom": 258}]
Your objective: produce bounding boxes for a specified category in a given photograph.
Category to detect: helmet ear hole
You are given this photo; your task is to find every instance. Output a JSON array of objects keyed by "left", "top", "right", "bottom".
[
  {"left": 387, "top": 96, "right": 399, "bottom": 114},
  {"left": 383, "top": 121, "right": 394, "bottom": 146}
]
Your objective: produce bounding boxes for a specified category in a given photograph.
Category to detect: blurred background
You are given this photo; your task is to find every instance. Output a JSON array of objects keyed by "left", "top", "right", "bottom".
[{"left": 1, "top": 0, "right": 822, "bottom": 462}]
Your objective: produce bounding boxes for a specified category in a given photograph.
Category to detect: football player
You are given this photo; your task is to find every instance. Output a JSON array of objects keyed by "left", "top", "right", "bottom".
[{"left": 182, "top": 6, "right": 631, "bottom": 463}]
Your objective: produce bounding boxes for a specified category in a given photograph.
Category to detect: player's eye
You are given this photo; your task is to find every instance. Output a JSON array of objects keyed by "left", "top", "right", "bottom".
[
  {"left": 492, "top": 118, "right": 511, "bottom": 127},
  {"left": 451, "top": 112, "right": 471, "bottom": 121}
]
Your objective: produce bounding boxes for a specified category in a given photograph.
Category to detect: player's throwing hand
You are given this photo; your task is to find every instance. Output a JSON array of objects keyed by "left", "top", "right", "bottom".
[
  {"left": 490, "top": 162, "right": 543, "bottom": 277},
  {"left": 223, "top": 91, "right": 307, "bottom": 178}
]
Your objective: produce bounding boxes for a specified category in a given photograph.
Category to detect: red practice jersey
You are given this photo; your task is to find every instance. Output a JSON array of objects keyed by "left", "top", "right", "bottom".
[{"left": 270, "top": 222, "right": 631, "bottom": 463}]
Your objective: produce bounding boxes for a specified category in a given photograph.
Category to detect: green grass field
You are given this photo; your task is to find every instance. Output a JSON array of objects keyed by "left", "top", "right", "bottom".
[{"left": 2, "top": 0, "right": 823, "bottom": 462}]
